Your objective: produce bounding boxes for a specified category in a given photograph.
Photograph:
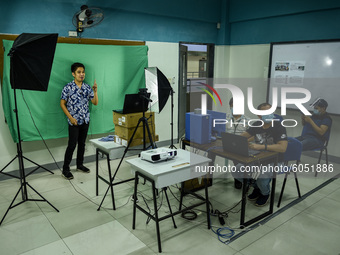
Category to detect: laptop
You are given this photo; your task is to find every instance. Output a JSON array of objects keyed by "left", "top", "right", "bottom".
[
  {"left": 113, "top": 93, "right": 150, "bottom": 114},
  {"left": 221, "top": 132, "right": 260, "bottom": 157}
]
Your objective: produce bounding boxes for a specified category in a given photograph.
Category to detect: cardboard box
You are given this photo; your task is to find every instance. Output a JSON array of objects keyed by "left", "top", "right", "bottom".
[
  {"left": 115, "top": 124, "right": 156, "bottom": 140},
  {"left": 113, "top": 111, "right": 155, "bottom": 128}
]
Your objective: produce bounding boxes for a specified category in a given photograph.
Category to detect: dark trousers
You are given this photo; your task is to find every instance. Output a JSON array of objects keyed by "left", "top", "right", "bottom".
[{"left": 63, "top": 123, "right": 89, "bottom": 172}]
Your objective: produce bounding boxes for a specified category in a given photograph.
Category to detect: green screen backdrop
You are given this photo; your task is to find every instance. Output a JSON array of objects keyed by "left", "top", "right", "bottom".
[{"left": 2, "top": 40, "right": 148, "bottom": 143}]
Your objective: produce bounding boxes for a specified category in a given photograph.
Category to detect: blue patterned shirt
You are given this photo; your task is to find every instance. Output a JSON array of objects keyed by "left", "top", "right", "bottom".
[{"left": 61, "top": 81, "right": 94, "bottom": 125}]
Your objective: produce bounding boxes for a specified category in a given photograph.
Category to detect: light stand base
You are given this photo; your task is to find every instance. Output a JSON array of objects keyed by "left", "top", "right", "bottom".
[
  {"left": 0, "top": 180, "right": 59, "bottom": 226},
  {"left": 0, "top": 155, "right": 54, "bottom": 179}
]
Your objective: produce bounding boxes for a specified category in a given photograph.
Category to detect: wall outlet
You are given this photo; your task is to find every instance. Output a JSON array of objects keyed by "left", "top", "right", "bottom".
[{"left": 68, "top": 31, "right": 77, "bottom": 37}]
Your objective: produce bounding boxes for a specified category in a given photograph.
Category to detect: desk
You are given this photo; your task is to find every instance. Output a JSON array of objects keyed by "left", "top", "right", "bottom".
[
  {"left": 90, "top": 139, "right": 134, "bottom": 210},
  {"left": 182, "top": 139, "right": 278, "bottom": 227},
  {"left": 126, "top": 149, "right": 211, "bottom": 253}
]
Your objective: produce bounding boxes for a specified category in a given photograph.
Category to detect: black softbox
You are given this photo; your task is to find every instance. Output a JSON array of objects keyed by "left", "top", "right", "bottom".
[{"left": 9, "top": 33, "right": 58, "bottom": 91}]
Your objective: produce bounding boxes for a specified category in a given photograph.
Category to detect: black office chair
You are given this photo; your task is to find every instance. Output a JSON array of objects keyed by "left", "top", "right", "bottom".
[
  {"left": 274, "top": 113, "right": 283, "bottom": 122},
  {"left": 277, "top": 137, "right": 302, "bottom": 208},
  {"left": 301, "top": 125, "right": 331, "bottom": 177}
]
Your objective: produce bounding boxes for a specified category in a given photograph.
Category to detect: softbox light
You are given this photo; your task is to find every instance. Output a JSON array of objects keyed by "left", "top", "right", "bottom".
[
  {"left": 9, "top": 33, "right": 58, "bottom": 91},
  {"left": 145, "top": 67, "right": 171, "bottom": 113}
]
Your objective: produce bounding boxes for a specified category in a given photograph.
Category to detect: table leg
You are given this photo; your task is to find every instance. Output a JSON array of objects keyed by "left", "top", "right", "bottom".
[
  {"left": 240, "top": 177, "right": 248, "bottom": 227},
  {"left": 132, "top": 172, "right": 138, "bottom": 230},
  {"left": 204, "top": 177, "right": 211, "bottom": 229},
  {"left": 107, "top": 155, "right": 116, "bottom": 210},
  {"left": 152, "top": 180, "right": 162, "bottom": 253},
  {"left": 96, "top": 148, "right": 99, "bottom": 196},
  {"left": 179, "top": 182, "right": 184, "bottom": 211},
  {"left": 163, "top": 187, "right": 177, "bottom": 229}
]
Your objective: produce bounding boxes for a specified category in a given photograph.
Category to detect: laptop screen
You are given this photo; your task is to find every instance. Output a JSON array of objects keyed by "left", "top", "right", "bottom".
[
  {"left": 221, "top": 132, "right": 250, "bottom": 157},
  {"left": 114, "top": 93, "right": 150, "bottom": 114}
]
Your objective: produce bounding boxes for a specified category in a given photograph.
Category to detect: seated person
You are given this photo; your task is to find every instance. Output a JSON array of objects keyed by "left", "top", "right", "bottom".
[
  {"left": 226, "top": 97, "right": 251, "bottom": 189},
  {"left": 226, "top": 97, "right": 251, "bottom": 135},
  {"left": 295, "top": 99, "right": 332, "bottom": 151},
  {"left": 232, "top": 103, "right": 288, "bottom": 206}
]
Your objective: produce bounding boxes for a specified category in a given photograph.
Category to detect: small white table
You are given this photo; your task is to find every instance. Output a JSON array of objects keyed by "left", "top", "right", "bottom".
[
  {"left": 126, "top": 148, "right": 211, "bottom": 253},
  {"left": 90, "top": 138, "right": 133, "bottom": 210}
]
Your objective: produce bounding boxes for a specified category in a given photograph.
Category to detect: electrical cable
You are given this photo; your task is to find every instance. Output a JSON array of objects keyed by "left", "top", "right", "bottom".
[{"left": 211, "top": 226, "right": 235, "bottom": 244}]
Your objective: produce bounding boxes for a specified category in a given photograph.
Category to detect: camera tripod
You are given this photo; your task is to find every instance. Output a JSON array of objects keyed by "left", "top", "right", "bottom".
[{"left": 97, "top": 89, "right": 156, "bottom": 210}]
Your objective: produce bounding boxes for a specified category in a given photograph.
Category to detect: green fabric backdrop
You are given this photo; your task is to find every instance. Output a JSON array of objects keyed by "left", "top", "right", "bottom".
[{"left": 1, "top": 40, "right": 148, "bottom": 143}]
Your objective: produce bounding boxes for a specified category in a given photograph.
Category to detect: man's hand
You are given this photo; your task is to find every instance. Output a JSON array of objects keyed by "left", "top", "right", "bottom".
[
  {"left": 93, "top": 79, "right": 97, "bottom": 93},
  {"left": 302, "top": 115, "right": 312, "bottom": 124},
  {"left": 70, "top": 117, "right": 78, "bottom": 126},
  {"left": 249, "top": 143, "right": 262, "bottom": 150}
]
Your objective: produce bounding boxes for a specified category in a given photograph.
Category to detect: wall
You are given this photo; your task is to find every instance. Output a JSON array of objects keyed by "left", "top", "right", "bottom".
[
  {"left": 0, "top": 0, "right": 223, "bottom": 44},
  {"left": 228, "top": 0, "right": 340, "bottom": 45}
]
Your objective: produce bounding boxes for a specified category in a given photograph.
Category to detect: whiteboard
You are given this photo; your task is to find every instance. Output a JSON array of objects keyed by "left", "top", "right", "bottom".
[{"left": 267, "top": 40, "right": 340, "bottom": 115}]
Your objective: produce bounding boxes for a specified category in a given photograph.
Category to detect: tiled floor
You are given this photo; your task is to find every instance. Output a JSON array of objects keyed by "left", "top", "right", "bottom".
[{"left": 0, "top": 148, "right": 340, "bottom": 255}]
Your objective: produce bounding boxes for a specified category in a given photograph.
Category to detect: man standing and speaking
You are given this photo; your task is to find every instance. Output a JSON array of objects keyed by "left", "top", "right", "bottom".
[{"left": 60, "top": 62, "right": 98, "bottom": 180}]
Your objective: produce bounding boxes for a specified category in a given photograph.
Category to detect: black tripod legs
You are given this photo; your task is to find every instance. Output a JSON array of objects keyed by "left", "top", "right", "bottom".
[{"left": 0, "top": 181, "right": 59, "bottom": 226}]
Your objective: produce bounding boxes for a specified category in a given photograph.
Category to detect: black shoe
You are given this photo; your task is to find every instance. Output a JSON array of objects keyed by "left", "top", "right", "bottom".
[
  {"left": 255, "top": 194, "right": 270, "bottom": 207},
  {"left": 62, "top": 171, "right": 74, "bottom": 180},
  {"left": 234, "top": 179, "right": 242, "bottom": 189},
  {"left": 77, "top": 165, "right": 90, "bottom": 173},
  {"left": 248, "top": 188, "right": 261, "bottom": 201}
]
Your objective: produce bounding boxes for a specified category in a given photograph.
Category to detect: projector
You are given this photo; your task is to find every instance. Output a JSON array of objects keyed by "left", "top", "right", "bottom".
[{"left": 140, "top": 148, "right": 177, "bottom": 163}]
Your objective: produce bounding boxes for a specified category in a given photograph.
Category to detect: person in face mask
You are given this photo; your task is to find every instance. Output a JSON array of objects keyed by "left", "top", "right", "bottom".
[
  {"left": 295, "top": 99, "right": 332, "bottom": 151},
  {"left": 231, "top": 103, "right": 288, "bottom": 206}
]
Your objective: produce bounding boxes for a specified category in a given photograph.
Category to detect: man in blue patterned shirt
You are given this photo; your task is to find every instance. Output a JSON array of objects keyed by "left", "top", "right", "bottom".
[{"left": 60, "top": 62, "right": 98, "bottom": 180}]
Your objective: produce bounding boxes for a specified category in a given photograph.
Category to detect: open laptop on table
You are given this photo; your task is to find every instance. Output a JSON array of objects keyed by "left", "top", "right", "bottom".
[
  {"left": 221, "top": 132, "right": 261, "bottom": 157},
  {"left": 113, "top": 93, "right": 150, "bottom": 114}
]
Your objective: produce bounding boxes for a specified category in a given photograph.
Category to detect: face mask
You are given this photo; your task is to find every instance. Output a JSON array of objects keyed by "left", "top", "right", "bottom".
[
  {"left": 261, "top": 113, "right": 275, "bottom": 123},
  {"left": 313, "top": 109, "right": 320, "bottom": 115}
]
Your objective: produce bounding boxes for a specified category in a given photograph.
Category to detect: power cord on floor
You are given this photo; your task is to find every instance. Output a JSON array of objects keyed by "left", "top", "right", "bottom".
[{"left": 211, "top": 226, "right": 235, "bottom": 244}]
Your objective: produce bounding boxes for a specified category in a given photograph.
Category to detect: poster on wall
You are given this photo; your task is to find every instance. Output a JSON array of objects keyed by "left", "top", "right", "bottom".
[{"left": 274, "top": 61, "right": 305, "bottom": 85}]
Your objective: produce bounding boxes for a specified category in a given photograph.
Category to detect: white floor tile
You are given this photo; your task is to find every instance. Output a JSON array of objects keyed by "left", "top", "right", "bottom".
[
  {"left": 0, "top": 215, "right": 60, "bottom": 255},
  {"left": 240, "top": 212, "right": 340, "bottom": 255},
  {"left": 326, "top": 187, "right": 340, "bottom": 203},
  {"left": 19, "top": 240, "right": 72, "bottom": 255},
  {"left": 44, "top": 201, "right": 114, "bottom": 238},
  {"left": 63, "top": 221, "right": 145, "bottom": 255},
  {"left": 302, "top": 197, "right": 340, "bottom": 226}
]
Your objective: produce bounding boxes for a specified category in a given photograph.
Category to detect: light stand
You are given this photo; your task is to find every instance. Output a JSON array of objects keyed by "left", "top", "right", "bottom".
[
  {"left": 0, "top": 89, "right": 59, "bottom": 225},
  {"left": 0, "top": 33, "right": 59, "bottom": 226},
  {"left": 97, "top": 89, "right": 155, "bottom": 210},
  {"left": 169, "top": 88, "right": 176, "bottom": 149}
]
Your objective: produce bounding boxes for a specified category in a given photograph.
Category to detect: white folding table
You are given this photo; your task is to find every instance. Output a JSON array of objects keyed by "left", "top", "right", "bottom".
[{"left": 126, "top": 148, "right": 211, "bottom": 253}]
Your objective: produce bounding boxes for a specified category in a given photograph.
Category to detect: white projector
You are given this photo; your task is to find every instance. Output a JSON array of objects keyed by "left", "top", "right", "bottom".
[{"left": 140, "top": 148, "right": 177, "bottom": 163}]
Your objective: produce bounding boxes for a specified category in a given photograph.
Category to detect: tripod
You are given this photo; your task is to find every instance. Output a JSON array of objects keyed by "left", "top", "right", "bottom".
[
  {"left": 97, "top": 91, "right": 155, "bottom": 210},
  {"left": 0, "top": 89, "right": 59, "bottom": 226}
]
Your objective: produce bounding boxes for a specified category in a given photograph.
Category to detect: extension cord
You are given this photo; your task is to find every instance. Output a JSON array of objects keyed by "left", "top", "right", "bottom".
[{"left": 218, "top": 213, "right": 225, "bottom": 225}]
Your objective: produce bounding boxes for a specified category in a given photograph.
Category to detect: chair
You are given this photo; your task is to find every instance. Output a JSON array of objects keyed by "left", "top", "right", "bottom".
[
  {"left": 301, "top": 125, "right": 331, "bottom": 177},
  {"left": 277, "top": 137, "right": 302, "bottom": 208},
  {"left": 274, "top": 113, "right": 283, "bottom": 122}
]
